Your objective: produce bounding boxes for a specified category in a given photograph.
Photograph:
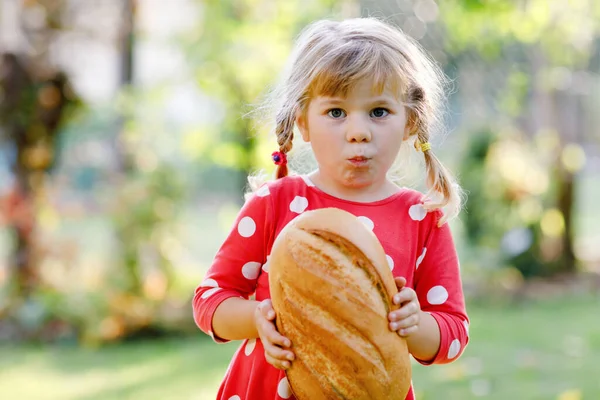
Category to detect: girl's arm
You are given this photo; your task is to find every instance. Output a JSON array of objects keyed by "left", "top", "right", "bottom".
[
  {"left": 212, "top": 297, "right": 260, "bottom": 340},
  {"left": 410, "top": 210, "right": 469, "bottom": 365},
  {"left": 212, "top": 297, "right": 295, "bottom": 370},
  {"left": 193, "top": 184, "right": 274, "bottom": 343},
  {"left": 405, "top": 311, "right": 441, "bottom": 362},
  {"left": 389, "top": 276, "right": 443, "bottom": 362}
]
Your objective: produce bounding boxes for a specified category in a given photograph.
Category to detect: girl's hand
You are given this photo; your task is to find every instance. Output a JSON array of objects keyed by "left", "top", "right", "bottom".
[
  {"left": 254, "top": 299, "right": 295, "bottom": 370},
  {"left": 388, "top": 277, "right": 421, "bottom": 337}
]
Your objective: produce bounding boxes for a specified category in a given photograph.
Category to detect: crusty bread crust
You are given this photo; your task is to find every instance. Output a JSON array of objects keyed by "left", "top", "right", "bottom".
[{"left": 269, "top": 208, "right": 412, "bottom": 399}]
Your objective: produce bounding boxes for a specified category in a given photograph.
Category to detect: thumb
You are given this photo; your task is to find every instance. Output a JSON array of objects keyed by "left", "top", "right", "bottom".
[
  {"left": 260, "top": 299, "right": 276, "bottom": 320},
  {"left": 394, "top": 276, "right": 407, "bottom": 290}
]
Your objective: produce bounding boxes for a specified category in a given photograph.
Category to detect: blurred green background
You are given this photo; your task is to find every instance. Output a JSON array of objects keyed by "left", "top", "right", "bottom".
[{"left": 0, "top": 0, "right": 599, "bottom": 399}]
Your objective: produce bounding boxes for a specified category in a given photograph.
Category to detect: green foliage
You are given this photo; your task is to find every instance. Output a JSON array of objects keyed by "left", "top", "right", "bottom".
[
  {"left": 458, "top": 127, "right": 584, "bottom": 277},
  {"left": 442, "top": 0, "right": 600, "bottom": 67},
  {"left": 459, "top": 130, "right": 497, "bottom": 247},
  {"left": 441, "top": 0, "right": 599, "bottom": 277},
  {"left": 106, "top": 163, "right": 189, "bottom": 335},
  {"left": 0, "top": 161, "right": 194, "bottom": 346},
  {"left": 440, "top": 1, "right": 516, "bottom": 58},
  {"left": 498, "top": 69, "right": 530, "bottom": 117}
]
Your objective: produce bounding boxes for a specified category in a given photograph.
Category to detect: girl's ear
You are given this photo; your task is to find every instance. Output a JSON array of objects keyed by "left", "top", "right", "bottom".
[
  {"left": 295, "top": 109, "right": 310, "bottom": 142},
  {"left": 403, "top": 110, "right": 417, "bottom": 141}
]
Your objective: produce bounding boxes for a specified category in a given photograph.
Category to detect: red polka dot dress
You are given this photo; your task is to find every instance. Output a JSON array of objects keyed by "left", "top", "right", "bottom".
[{"left": 194, "top": 175, "right": 470, "bottom": 400}]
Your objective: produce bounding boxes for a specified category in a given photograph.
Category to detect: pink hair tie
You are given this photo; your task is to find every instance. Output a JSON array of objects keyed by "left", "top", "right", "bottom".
[{"left": 271, "top": 151, "right": 287, "bottom": 166}]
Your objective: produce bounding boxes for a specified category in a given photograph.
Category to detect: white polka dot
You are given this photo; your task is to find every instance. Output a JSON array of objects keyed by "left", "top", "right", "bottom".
[
  {"left": 242, "top": 261, "right": 261, "bottom": 280},
  {"left": 289, "top": 196, "right": 309, "bottom": 214},
  {"left": 228, "top": 396, "right": 241, "bottom": 400},
  {"left": 201, "top": 287, "right": 222, "bottom": 299},
  {"left": 208, "top": 330, "right": 214, "bottom": 339},
  {"left": 277, "top": 377, "right": 292, "bottom": 398},
  {"left": 201, "top": 278, "right": 218, "bottom": 288},
  {"left": 386, "top": 255, "right": 394, "bottom": 271},
  {"left": 426, "top": 285, "right": 448, "bottom": 305},
  {"left": 357, "top": 216, "right": 374, "bottom": 231},
  {"left": 447, "top": 339, "right": 461, "bottom": 359},
  {"left": 416, "top": 247, "right": 427, "bottom": 269},
  {"left": 244, "top": 339, "right": 256, "bottom": 356},
  {"left": 256, "top": 185, "right": 270, "bottom": 197},
  {"left": 463, "top": 320, "right": 470, "bottom": 336},
  {"left": 238, "top": 216, "right": 256, "bottom": 237},
  {"left": 408, "top": 204, "right": 427, "bottom": 221},
  {"left": 301, "top": 175, "right": 315, "bottom": 187}
]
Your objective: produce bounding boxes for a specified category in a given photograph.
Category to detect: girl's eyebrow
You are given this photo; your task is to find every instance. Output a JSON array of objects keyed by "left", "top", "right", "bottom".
[
  {"left": 317, "top": 96, "right": 397, "bottom": 105},
  {"left": 317, "top": 98, "right": 344, "bottom": 105}
]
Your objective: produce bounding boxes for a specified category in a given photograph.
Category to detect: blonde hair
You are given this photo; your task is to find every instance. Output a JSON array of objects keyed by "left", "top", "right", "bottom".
[{"left": 248, "top": 17, "right": 463, "bottom": 224}]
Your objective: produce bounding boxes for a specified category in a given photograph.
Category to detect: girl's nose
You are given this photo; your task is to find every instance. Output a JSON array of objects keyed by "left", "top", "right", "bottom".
[{"left": 346, "top": 115, "right": 372, "bottom": 142}]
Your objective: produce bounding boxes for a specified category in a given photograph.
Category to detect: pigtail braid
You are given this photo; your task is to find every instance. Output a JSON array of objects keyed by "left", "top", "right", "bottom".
[
  {"left": 421, "top": 144, "right": 462, "bottom": 226},
  {"left": 409, "top": 84, "right": 462, "bottom": 225},
  {"left": 274, "top": 105, "right": 295, "bottom": 179}
]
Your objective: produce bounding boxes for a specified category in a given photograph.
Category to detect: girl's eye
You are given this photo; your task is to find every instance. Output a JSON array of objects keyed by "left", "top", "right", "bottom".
[
  {"left": 327, "top": 108, "right": 346, "bottom": 118},
  {"left": 371, "top": 108, "right": 389, "bottom": 118}
]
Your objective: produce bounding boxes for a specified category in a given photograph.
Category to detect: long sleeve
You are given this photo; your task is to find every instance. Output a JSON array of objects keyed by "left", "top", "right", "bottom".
[
  {"left": 413, "top": 210, "right": 470, "bottom": 365},
  {"left": 193, "top": 185, "right": 274, "bottom": 343}
]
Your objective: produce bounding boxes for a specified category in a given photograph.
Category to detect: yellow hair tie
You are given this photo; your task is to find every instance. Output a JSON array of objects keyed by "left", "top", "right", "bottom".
[{"left": 419, "top": 142, "right": 431, "bottom": 152}]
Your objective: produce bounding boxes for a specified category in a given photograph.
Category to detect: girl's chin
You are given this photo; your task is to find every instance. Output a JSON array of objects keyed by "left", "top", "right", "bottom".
[{"left": 340, "top": 172, "right": 379, "bottom": 188}]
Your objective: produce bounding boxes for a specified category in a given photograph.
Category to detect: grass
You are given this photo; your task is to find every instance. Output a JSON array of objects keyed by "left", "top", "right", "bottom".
[{"left": 1, "top": 295, "right": 599, "bottom": 400}]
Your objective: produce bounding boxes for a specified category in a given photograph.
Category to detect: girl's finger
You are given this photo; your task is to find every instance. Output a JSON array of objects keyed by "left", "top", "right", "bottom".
[
  {"left": 391, "top": 302, "right": 420, "bottom": 320},
  {"left": 398, "top": 325, "right": 419, "bottom": 337},
  {"left": 265, "top": 353, "right": 290, "bottom": 370},
  {"left": 259, "top": 300, "right": 276, "bottom": 320},
  {"left": 258, "top": 323, "right": 289, "bottom": 349},
  {"left": 394, "top": 276, "right": 407, "bottom": 290},
  {"left": 264, "top": 340, "right": 294, "bottom": 363},
  {"left": 262, "top": 322, "right": 291, "bottom": 348},
  {"left": 393, "top": 287, "right": 417, "bottom": 306},
  {"left": 393, "top": 313, "right": 420, "bottom": 330}
]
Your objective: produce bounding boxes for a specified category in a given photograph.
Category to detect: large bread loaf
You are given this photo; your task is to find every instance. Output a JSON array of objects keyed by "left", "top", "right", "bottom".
[{"left": 268, "top": 207, "right": 411, "bottom": 399}]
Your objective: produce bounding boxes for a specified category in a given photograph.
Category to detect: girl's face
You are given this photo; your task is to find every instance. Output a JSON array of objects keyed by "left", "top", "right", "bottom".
[{"left": 296, "top": 78, "right": 411, "bottom": 197}]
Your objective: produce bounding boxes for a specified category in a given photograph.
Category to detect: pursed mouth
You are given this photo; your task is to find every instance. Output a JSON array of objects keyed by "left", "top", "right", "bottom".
[{"left": 348, "top": 156, "right": 370, "bottom": 161}]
